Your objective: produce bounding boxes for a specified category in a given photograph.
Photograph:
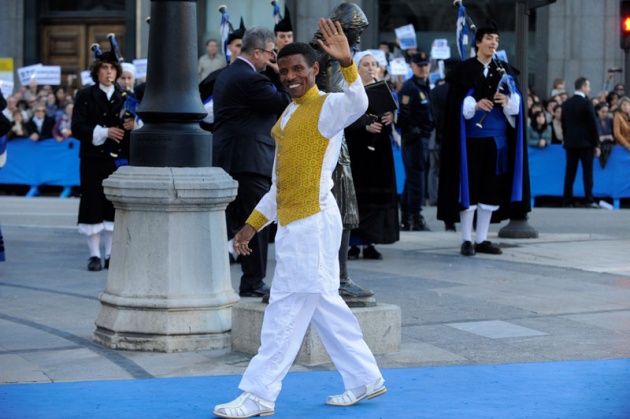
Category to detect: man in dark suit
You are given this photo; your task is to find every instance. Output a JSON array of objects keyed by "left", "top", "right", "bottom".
[
  {"left": 72, "top": 42, "right": 133, "bottom": 271},
  {"left": 212, "top": 26, "right": 291, "bottom": 297},
  {"left": 199, "top": 18, "right": 245, "bottom": 133},
  {"left": 561, "top": 77, "right": 601, "bottom": 208}
]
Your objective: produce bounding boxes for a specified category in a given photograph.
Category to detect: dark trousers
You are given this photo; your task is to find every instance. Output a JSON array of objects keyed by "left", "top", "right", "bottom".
[
  {"left": 226, "top": 172, "right": 271, "bottom": 293},
  {"left": 563, "top": 147, "right": 595, "bottom": 205},
  {"left": 401, "top": 134, "right": 428, "bottom": 214}
]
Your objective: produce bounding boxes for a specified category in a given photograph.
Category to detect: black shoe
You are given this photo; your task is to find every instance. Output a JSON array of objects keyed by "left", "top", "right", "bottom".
[
  {"left": 104, "top": 257, "right": 110, "bottom": 269},
  {"left": 411, "top": 214, "right": 430, "bottom": 231},
  {"left": 362, "top": 245, "right": 383, "bottom": 260},
  {"left": 445, "top": 222, "right": 456, "bottom": 232},
  {"left": 474, "top": 240, "right": 503, "bottom": 255},
  {"left": 460, "top": 241, "right": 475, "bottom": 256},
  {"left": 87, "top": 256, "right": 102, "bottom": 271},
  {"left": 239, "top": 283, "right": 271, "bottom": 297},
  {"left": 586, "top": 202, "right": 599, "bottom": 209},
  {"left": 348, "top": 246, "right": 360, "bottom": 260},
  {"left": 339, "top": 279, "right": 375, "bottom": 298}
]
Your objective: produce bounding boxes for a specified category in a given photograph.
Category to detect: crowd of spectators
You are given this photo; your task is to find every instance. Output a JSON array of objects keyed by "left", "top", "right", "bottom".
[
  {"left": 527, "top": 75, "right": 630, "bottom": 154},
  {"left": 2, "top": 77, "right": 77, "bottom": 143}
]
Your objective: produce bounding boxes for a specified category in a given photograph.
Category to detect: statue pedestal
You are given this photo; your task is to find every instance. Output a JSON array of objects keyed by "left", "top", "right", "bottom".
[
  {"left": 93, "top": 166, "right": 239, "bottom": 352},
  {"left": 232, "top": 302, "right": 401, "bottom": 366}
]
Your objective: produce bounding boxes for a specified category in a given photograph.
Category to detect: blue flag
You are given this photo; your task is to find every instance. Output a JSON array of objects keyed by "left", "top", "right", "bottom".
[
  {"left": 272, "top": 1, "right": 282, "bottom": 25},
  {"left": 456, "top": 3, "right": 476, "bottom": 60},
  {"left": 220, "top": 7, "right": 234, "bottom": 65}
]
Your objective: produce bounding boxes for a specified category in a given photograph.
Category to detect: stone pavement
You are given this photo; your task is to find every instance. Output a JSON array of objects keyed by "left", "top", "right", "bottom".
[{"left": 1, "top": 196, "right": 629, "bottom": 384}]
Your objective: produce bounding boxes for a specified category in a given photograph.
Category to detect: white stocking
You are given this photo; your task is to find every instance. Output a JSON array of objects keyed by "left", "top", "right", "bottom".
[
  {"left": 87, "top": 233, "right": 101, "bottom": 258},
  {"left": 475, "top": 206, "right": 494, "bottom": 243},
  {"left": 459, "top": 206, "right": 476, "bottom": 242},
  {"left": 102, "top": 230, "right": 113, "bottom": 258}
]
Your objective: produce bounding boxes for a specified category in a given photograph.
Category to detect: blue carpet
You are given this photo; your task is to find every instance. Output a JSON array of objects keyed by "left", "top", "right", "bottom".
[{"left": 1, "top": 359, "right": 629, "bottom": 419}]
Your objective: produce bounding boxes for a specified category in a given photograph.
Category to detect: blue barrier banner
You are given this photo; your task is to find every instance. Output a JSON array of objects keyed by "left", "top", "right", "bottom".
[
  {"left": 392, "top": 143, "right": 630, "bottom": 207},
  {"left": 528, "top": 144, "right": 630, "bottom": 207},
  {"left": 0, "top": 137, "right": 80, "bottom": 186}
]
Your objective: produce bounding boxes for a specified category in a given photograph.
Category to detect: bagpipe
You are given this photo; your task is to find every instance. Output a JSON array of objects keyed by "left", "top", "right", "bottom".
[
  {"left": 91, "top": 34, "right": 140, "bottom": 160},
  {"left": 475, "top": 58, "right": 517, "bottom": 129}
]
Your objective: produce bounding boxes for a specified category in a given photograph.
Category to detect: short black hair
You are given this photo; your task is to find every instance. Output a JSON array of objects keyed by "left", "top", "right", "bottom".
[
  {"left": 574, "top": 77, "right": 588, "bottom": 91},
  {"left": 277, "top": 42, "right": 317, "bottom": 67},
  {"left": 475, "top": 20, "right": 499, "bottom": 44}
]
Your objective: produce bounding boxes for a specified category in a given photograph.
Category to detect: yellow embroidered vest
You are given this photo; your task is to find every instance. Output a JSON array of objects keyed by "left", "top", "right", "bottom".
[{"left": 272, "top": 86, "right": 329, "bottom": 226}]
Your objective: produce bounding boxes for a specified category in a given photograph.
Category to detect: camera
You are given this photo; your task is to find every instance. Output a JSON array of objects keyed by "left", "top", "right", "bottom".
[{"left": 608, "top": 67, "right": 623, "bottom": 73}]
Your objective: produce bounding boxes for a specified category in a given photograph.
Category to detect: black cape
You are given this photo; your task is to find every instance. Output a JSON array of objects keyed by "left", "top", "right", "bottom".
[{"left": 437, "top": 58, "right": 531, "bottom": 224}]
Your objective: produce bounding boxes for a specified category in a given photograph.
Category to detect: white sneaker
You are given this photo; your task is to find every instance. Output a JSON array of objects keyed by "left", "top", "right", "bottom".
[
  {"left": 213, "top": 392, "right": 275, "bottom": 418},
  {"left": 326, "top": 377, "right": 387, "bottom": 406}
]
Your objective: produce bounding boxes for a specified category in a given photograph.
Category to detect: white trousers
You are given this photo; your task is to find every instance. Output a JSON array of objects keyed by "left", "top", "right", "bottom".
[{"left": 238, "top": 291, "right": 382, "bottom": 402}]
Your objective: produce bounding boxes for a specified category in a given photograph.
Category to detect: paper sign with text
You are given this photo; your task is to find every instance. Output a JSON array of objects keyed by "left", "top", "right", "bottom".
[
  {"left": 0, "top": 80, "right": 14, "bottom": 99},
  {"left": 34, "top": 66, "right": 61, "bottom": 85},
  {"left": 133, "top": 59, "right": 147, "bottom": 80},
  {"left": 431, "top": 39, "right": 451, "bottom": 60},
  {"left": 17, "top": 64, "right": 43, "bottom": 86},
  {"left": 389, "top": 57, "right": 409, "bottom": 76},
  {"left": 81, "top": 70, "right": 95, "bottom": 86},
  {"left": 395, "top": 24, "right": 417, "bottom": 50}
]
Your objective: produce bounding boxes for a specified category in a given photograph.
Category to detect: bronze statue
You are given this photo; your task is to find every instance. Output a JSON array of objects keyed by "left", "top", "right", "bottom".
[{"left": 310, "top": 3, "right": 375, "bottom": 307}]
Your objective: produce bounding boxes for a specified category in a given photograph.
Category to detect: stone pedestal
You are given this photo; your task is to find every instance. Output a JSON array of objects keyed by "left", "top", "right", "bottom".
[
  {"left": 93, "top": 166, "right": 239, "bottom": 352},
  {"left": 232, "top": 302, "right": 401, "bottom": 366}
]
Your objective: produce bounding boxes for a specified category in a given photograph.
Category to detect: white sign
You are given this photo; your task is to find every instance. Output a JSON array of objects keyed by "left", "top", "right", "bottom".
[
  {"left": 365, "top": 49, "right": 388, "bottom": 67},
  {"left": 34, "top": 66, "right": 61, "bottom": 85},
  {"left": 395, "top": 24, "right": 417, "bottom": 50},
  {"left": 389, "top": 57, "right": 409, "bottom": 76},
  {"left": 81, "top": 70, "right": 95, "bottom": 86},
  {"left": 431, "top": 39, "right": 451, "bottom": 60},
  {"left": 0, "top": 80, "right": 14, "bottom": 99},
  {"left": 133, "top": 59, "right": 148, "bottom": 80},
  {"left": 17, "top": 64, "right": 43, "bottom": 86}
]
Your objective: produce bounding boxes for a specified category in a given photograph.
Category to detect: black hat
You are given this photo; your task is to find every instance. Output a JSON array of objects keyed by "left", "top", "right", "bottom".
[
  {"left": 228, "top": 17, "right": 246, "bottom": 44},
  {"left": 475, "top": 20, "right": 499, "bottom": 44},
  {"left": 411, "top": 52, "right": 430, "bottom": 66},
  {"left": 274, "top": 5, "right": 293, "bottom": 33},
  {"left": 90, "top": 33, "right": 123, "bottom": 63}
]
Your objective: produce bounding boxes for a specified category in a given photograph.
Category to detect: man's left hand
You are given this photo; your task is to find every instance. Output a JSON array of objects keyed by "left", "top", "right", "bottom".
[{"left": 234, "top": 224, "right": 257, "bottom": 256}]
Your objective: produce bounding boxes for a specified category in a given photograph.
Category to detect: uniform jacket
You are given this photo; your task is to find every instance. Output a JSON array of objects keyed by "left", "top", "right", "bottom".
[
  {"left": 397, "top": 76, "right": 434, "bottom": 136},
  {"left": 212, "top": 58, "right": 290, "bottom": 177},
  {"left": 72, "top": 84, "right": 125, "bottom": 159}
]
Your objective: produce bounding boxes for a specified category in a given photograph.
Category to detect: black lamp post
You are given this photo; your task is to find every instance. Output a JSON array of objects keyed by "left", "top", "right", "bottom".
[
  {"left": 130, "top": 0, "right": 211, "bottom": 168},
  {"left": 499, "top": 0, "right": 555, "bottom": 239}
]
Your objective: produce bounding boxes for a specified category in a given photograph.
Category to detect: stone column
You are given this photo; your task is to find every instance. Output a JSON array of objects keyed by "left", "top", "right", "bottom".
[{"left": 94, "top": 167, "right": 238, "bottom": 351}]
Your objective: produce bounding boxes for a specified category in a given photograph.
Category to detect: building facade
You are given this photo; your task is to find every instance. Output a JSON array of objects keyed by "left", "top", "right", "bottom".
[{"left": 0, "top": 0, "right": 625, "bottom": 100}]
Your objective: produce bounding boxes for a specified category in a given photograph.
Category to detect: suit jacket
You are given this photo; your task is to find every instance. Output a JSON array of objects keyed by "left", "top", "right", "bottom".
[
  {"left": 212, "top": 58, "right": 290, "bottom": 177},
  {"left": 561, "top": 94, "right": 599, "bottom": 149},
  {"left": 25, "top": 115, "right": 55, "bottom": 139},
  {"left": 72, "top": 84, "right": 125, "bottom": 159}
]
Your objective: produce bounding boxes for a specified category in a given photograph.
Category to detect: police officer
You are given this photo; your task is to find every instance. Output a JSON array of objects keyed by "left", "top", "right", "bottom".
[{"left": 398, "top": 51, "right": 434, "bottom": 231}]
